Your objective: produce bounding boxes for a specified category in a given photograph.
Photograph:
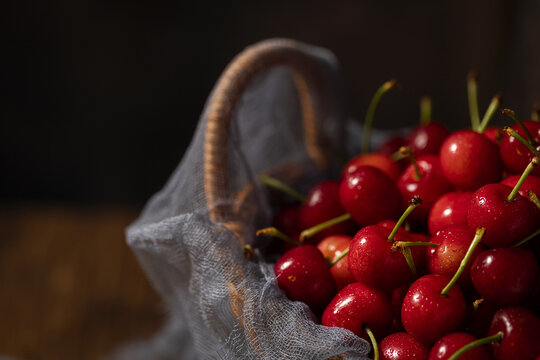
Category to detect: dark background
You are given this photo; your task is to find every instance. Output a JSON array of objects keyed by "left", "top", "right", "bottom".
[{"left": 2, "top": 0, "right": 540, "bottom": 205}]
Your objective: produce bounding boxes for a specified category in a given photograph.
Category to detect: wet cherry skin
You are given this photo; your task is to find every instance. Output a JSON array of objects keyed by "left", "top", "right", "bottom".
[
  {"left": 428, "top": 332, "right": 493, "bottom": 360},
  {"left": 380, "top": 331, "right": 430, "bottom": 360},
  {"left": 317, "top": 235, "right": 355, "bottom": 290},
  {"left": 407, "top": 122, "right": 450, "bottom": 158},
  {"left": 428, "top": 191, "right": 473, "bottom": 235},
  {"left": 499, "top": 121, "right": 540, "bottom": 176},
  {"left": 342, "top": 153, "right": 401, "bottom": 181}
]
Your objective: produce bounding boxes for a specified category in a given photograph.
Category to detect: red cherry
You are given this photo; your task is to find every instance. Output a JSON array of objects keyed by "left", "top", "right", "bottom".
[
  {"left": 317, "top": 235, "right": 355, "bottom": 290},
  {"left": 380, "top": 332, "right": 430, "bottom": 360},
  {"left": 321, "top": 282, "right": 392, "bottom": 340},
  {"left": 439, "top": 130, "right": 503, "bottom": 190},
  {"left": 428, "top": 191, "right": 473, "bottom": 235},
  {"left": 426, "top": 225, "right": 486, "bottom": 289},
  {"left": 342, "top": 153, "right": 401, "bottom": 181},
  {"left": 299, "top": 181, "right": 355, "bottom": 242},
  {"left": 339, "top": 166, "right": 402, "bottom": 226},
  {"left": 500, "top": 174, "right": 540, "bottom": 202},
  {"left": 273, "top": 205, "right": 301, "bottom": 238},
  {"left": 488, "top": 307, "right": 540, "bottom": 360},
  {"left": 401, "top": 274, "right": 466, "bottom": 344},
  {"left": 500, "top": 121, "right": 540, "bottom": 176},
  {"left": 274, "top": 245, "right": 336, "bottom": 314},
  {"left": 483, "top": 126, "right": 504, "bottom": 144},
  {"left": 428, "top": 332, "right": 493, "bottom": 360},
  {"left": 471, "top": 248, "right": 539, "bottom": 306},
  {"left": 390, "top": 285, "right": 409, "bottom": 332},
  {"left": 397, "top": 155, "right": 454, "bottom": 223},
  {"left": 407, "top": 122, "right": 450, "bottom": 158},
  {"left": 466, "top": 299, "right": 500, "bottom": 339},
  {"left": 467, "top": 183, "right": 539, "bottom": 248}
]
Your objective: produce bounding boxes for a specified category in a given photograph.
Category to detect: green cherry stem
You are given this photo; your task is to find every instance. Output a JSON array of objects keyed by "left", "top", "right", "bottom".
[
  {"left": 361, "top": 79, "right": 397, "bottom": 154},
  {"left": 503, "top": 127, "right": 540, "bottom": 156},
  {"left": 477, "top": 94, "right": 501, "bottom": 133},
  {"left": 256, "top": 227, "right": 300, "bottom": 246},
  {"left": 420, "top": 95, "right": 432, "bottom": 125},
  {"left": 527, "top": 190, "right": 540, "bottom": 210},
  {"left": 392, "top": 241, "right": 439, "bottom": 249},
  {"left": 513, "top": 227, "right": 540, "bottom": 248},
  {"left": 387, "top": 196, "right": 423, "bottom": 242},
  {"left": 467, "top": 70, "right": 481, "bottom": 131},
  {"left": 399, "top": 146, "right": 422, "bottom": 180},
  {"left": 401, "top": 246, "right": 417, "bottom": 278},
  {"left": 329, "top": 248, "right": 349, "bottom": 267},
  {"left": 447, "top": 331, "right": 503, "bottom": 360},
  {"left": 506, "top": 156, "right": 539, "bottom": 201},
  {"left": 364, "top": 325, "right": 379, "bottom": 360},
  {"left": 440, "top": 227, "right": 486, "bottom": 296},
  {"left": 502, "top": 109, "right": 537, "bottom": 145},
  {"left": 299, "top": 213, "right": 352, "bottom": 242},
  {"left": 260, "top": 175, "right": 306, "bottom": 203}
]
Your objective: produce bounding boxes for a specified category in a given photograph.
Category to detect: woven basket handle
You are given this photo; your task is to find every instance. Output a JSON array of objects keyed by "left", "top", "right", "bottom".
[{"left": 203, "top": 39, "right": 342, "bottom": 224}]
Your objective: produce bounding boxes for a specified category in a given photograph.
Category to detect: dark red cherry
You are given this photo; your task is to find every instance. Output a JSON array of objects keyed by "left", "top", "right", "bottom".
[
  {"left": 317, "top": 235, "right": 355, "bottom": 290},
  {"left": 342, "top": 153, "right": 401, "bottom": 181},
  {"left": 471, "top": 248, "right": 539, "bottom": 306},
  {"left": 500, "top": 121, "right": 540, "bottom": 176},
  {"left": 397, "top": 155, "right": 454, "bottom": 223},
  {"left": 339, "top": 166, "right": 402, "bottom": 226},
  {"left": 428, "top": 191, "right": 473, "bottom": 235},
  {"left": 483, "top": 126, "right": 504, "bottom": 144},
  {"left": 428, "top": 332, "right": 493, "bottom": 360},
  {"left": 380, "top": 332, "right": 429, "bottom": 360},
  {"left": 467, "top": 183, "right": 539, "bottom": 248},
  {"left": 401, "top": 274, "right": 466, "bottom": 344},
  {"left": 440, "top": 130, "right": 503, "bottom": 190},
  {"left": 321, "top": 282, "right": 392, "bottom": 340},
  {"left": 407, "top": 122, "right": 450, "bottom": 158},
  {"left": 274, "top": 245, "right": 336, "bottom": 314},
  {"left": 500, "top": 174, "right": 540, "bottom": 202},
  {"left": 299, "top": 180, "right": 355, "bottom": 242},
  {"left": 390, "top": 285, "right": 409, "bottom": 332},
  {"left": 426, "top": 225, "right": 486, "bottom": 289},
  {"left": 466, "top": 299, "right": 500, "bottom": 339},
  {"left": 488, "top": 307, "right": 540, "bottom": 360},
  {"left": 273, "top": 205, "right": 301, "bottom": 238}
]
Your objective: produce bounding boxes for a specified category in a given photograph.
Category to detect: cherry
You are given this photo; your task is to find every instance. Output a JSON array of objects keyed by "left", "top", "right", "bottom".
[
  {"left": 428, "top": 191, "right": 473, "bottom": 235},
  {"left": 439, "top": 130, "right": 503, "bottom": 190},
  {"left": 380, "top": 332, "right": 429, "bottom": 360},
  {"left": 466, "top": 299, "right": 500, "bottom": 339},
  {"left": 499, "top": 113, "right": 540, "bottom": 176},
  {"left": 273, "top": 205, "right": 301, "bottom": 238},
  {"left": 488, "top": 307, "right": 540, "bottom": 360},
  {"left": 401, "top": 274, "right": 466, "bottom": 344},
  {"left": 390, "top": 285, "right": 409, "bottom": 332},
  {"left": 428, "top": 332, "right": 493, "bottom": 360},
  {"left": 339, "top": 166, "right": 402, "bottom": 226},
  {"left": 321, "top": 282, "right": 392, "bottom": 340},
  {"left": 274, "top": 245, "right": 336, "bottom": 314},
  {"left": 317, "top": 235, "right": 355, "bottom": 290},
  {"left": 426, "top": 226, "right": 486, "bottom": 289},
  {"left": 397, "top": 153, "right": 454, "bottom": 223},
  {"left": 299, "top": 180, "right": 355, "bottom": 242},
  {"left": 342, "top": 153, "right": 401, "bottom": 181},
  {"left": 470, "top": 248, "right": 539, "bottom": 306},
  {"left": 407, "top": 122, "right": 450, "bottom": 158},
  {"left": 483, "top": 126, "right": 504, "bottom": 144}
]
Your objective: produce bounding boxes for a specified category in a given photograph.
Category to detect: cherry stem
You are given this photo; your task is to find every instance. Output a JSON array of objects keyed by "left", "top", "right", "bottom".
[
  {"left": 256, "top": 227, "right": 300, "bottom": 246},
  {"left": 467, "top": 70, "right": 481, "bottom": 131},
  {"left": 329, "top": 248, "right": 349, "bottom": 267},
  {"left": 527, "top": 190, "right": 540, "bottom": 210},
  {"left": 364, "top": 325, "right": 379, "bottom": 360},
  {"left": 532, "top": 103, "right": 539, "bottom": 122},
  {"left": 390, "top": 149, "right": 407, "bottom": 162},
  {"left": 502, "top": 109, "right": 537, "bottom": 146},
  {"left": 472, "top": 298, "right": 484, "bottom": 312},
  {"left": 260, "top": 175, "right": 306, "bottom": 203},
  {"left": 401, "top": 246, "right": 417, "bottom": 278},
  {"left": 507, "top": 156, "right": 539, "bottom": 201},
  {"left": 440, "top": 227, "right": 486, "bottom": 297},
  {"left": 477, "top": 94, "right": 501, "bottom": 133},
  {"left": 399, "top": 146, "right": 421, "bottom": 180},
  {"left": 420, "top": 95, "right": 432, "bottom": 125},
  {"left": 447, "top": 331, "right": 503, "bottom": 360},
  {"left": 299, "top": 213, "right": 352, "bottom": 242},
  {"left": 503, "top": 127, "right": 540, "bottom": 156},
  {"left": 512, "top": 227, "right": 540, "bottom": 248},
  {"left": 361, "top": 79, "right": 397, "bottom": 154},
  {"left": 387, "top": 196, "right": 422, "bottom": 242},
  {"left": 392, "top": 241, "right": 439, "bottom": 249}
]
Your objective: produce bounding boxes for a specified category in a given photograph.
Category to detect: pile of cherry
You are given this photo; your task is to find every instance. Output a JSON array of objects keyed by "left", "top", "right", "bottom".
[{"left": 257, "top": 75, "right": 540, "bottom": 360}]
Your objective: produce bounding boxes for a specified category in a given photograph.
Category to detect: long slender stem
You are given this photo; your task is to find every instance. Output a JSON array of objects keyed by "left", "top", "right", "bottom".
[
  {"left": 447, "top": 331, "right": 503, "bottom": 360},
  {"left": 330, "top": 248, "right": 349, "bottom": 267},
  {"left": 527, "top": 190, "right": 540, "bottom": 210},
  {"left": 299, "top": 213, "right": 351, "bottom": 242},
  {"left": 467, "top": 70, "right": 481, "bottom": 131},
  {"left": 441, "top": 227, "right": 486, "bottom": 296},
  {"left": 502, "top": 109, "right": 537, "bottom": 145},
  {"left": 420, "top": 95, "right": 432, "bottom": 125},
  {"left": 392, "top": 241, "right": 439, "bottom": 249},
  {"left": 477, "top": 94, "right": 501, "bottom": 133},
  {"left": 507, "top": 157, "right": 539, "bottom": 201},
  {"left": 260, "top": 175, "right": 306, "bottom": 203},
  {"left": 399, "top": 146, "right": 421, "bottom": 180},
  {"left": 387, "top": 196, "right": 423, "bottom": 242},
  {"left": 401, "top": 246, "right": 417, "bottom": 278},
  {"left": 364, "top": 326, "right": 379, "bottom": 360},
  {"left": 503, "top": 127, "right": 540, "bottom": 156},
  {"left": 256, "top": 227, "right": 300, "bottom": 246},
  {"left": 513, "top": 227, "right": 540, "bottom": 248},
  {"left": 361, "top": 79, "right": 397, "bottom": 154}
]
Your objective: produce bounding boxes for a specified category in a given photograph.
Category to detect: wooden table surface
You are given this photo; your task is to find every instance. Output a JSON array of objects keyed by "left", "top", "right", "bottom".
[{"left": 0, "top": 204, "right": 164, "bottom": 360}]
